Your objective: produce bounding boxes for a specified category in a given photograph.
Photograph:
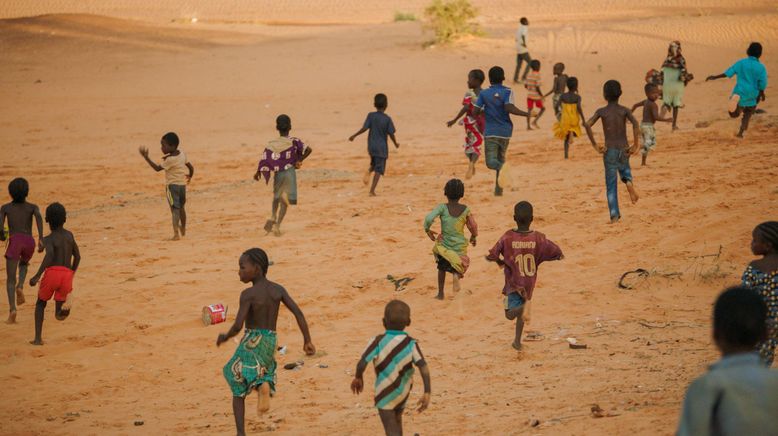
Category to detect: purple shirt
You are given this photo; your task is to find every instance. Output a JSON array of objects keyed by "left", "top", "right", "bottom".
[{"left": 257, "top": 136, "right": 307, "bottom": 183}]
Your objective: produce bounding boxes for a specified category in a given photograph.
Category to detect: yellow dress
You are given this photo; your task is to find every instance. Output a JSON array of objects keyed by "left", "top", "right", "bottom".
[{"left": 553, "top": 102, "right": 581, "bottom": 140}]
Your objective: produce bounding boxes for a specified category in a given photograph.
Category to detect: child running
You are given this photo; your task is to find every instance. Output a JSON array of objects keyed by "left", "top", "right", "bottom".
[
  {"left": 28, "top": 203, "right": 80, "bottom": 345},
  {"left": 524, "top": 60, "right": 546, "bottom": 130},
  {"left": 446, "top": 69, "right": 485, "bottom": 180},
  {"left": 630, "top": 83, "right": 672, "bottom": 166},
  {"left": 547, "top": 62, "right": 568, "bottom": 119},
  {"left": 423, "top": 179, "right": 478, "bottom": 300},
  {"left": 351, "top": 300, "right": 431, "bottom": 436},
  {"left": 587, "top": 80, "right": 640, "bottom": 223},
  {"left": 138, "top": 132, "right": 194, "bottom": 240},
  {"left": 552, "top": 77, "right": 596, "bottom": 159},
  {"left": 0, "top": 177, "right": 43, "bottom": 323},
  {"left": 706, "top": 42, "right": 768, "bottom": 138},
  {"left": 254, "top": 115, "right": 313, "bottom": 236},
  {"left": 742, "top": 221, "right": 778, "bottom": 367},
  {"left": 349, "top": 93, "right": 399, "bottom": 196},
  {"left": 486, "top": 201, "right": 563, "bottom": 351},
  {"left": 217, "top": 248, "right": 315, "bottom": 434}
]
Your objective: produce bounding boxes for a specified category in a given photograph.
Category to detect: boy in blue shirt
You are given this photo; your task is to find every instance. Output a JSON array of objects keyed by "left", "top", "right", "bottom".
[
  {"left": 473, "top": 66, "right": 530, "bottom": 196},
  {"left": 349, "top": 93, "right": 399, "bottom": 196},
  {"left": 706, "top": 42, "right": 768, "bottom": 138}
]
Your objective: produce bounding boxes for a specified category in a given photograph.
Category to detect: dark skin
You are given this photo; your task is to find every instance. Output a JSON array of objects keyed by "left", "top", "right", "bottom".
[
  {"left": 29, "top": 223, "right": 81, "bottom": 345},
  {"left": 706, "top": 74, "right": 766, "bottom": 138},
  {"left": 631, "top": 87, "right": 672, "bottom": 165},
  {"left": 349, "top": 107, "right": 399, "bottom": 197},
  {"left": 546, "top": 66, "right": 567, "bottom": 97},
  {"left": 1, "top": 200, "right": 44, "bottom": 322},
  {"left": 138, "top": 139, "right": 194, "bottom": 240},
  {"left": 587, "top": 101, "right": 640, "bottom": 154},
  {"left": 217, "top": 255, "right": 315, "bottom": 436},
  {"left": 750, "top": 231, "right": 778, "bottom": 274},
  {"left": 557, "top": 91, "right": 596, "bottom": 159},
  {"left": 472, "top": 81, "right": 531, "bottom": 119},
  {"left": 351, "top": 317, "right": 431, "bottom": 436},
  {"left": 426, "top": 201, "right": 477, "bottom": 300},
  {"left": 447, "top": 74, "right": 484, "bottom": 179},
  {"left": 525, "top": 68, "right": 546, "bottom": 130}
]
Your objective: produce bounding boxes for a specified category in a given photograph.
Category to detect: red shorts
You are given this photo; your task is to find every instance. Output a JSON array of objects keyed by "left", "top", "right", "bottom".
[
  {"left": 5, "top": 233, "right": 35, "bottom": 264},
  {"left": 527, "top": 98, "right": 544, "bottom": 110},
  {"left": 38, "top": 266, "right": 74, "bottom": 302}
]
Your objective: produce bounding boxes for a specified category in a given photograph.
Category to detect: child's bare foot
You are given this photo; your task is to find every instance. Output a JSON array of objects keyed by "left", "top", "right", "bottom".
[
  {"left": 736, "top": 132, "right": 744, "bottom": 138},
  {"left": 511, "top": 340, "right": 523, "bottom": 351},
  {"left": 609, "top": 216, "right": 620, "bottom": 224},
  {"left": 171, "top": 234, "right": 181, "bottom": 241},
  {"left": 369, "top": 191, "right": 377, "bottom": 197},
  {"left": 16, "top": 286, "right": 25, "bottom": 305},
  {"left": 626, "top": 181, "right": 639, "bottom": 204},
  {"left": 272, "top": 223, "right": 282, "bottom": 237},
  {"left": 30, "top": 339, "right": 43, "bottom": 346},
  {"left": 465, "top": 163, "right": 474, "bottom": 180},
  {"left": 532, "top": 121, "right": 540, "bottom": 129},
  {"left": 728, "top": 94, "right": 740, "bottom": 113},
  {"left": 362, "top": 170, "right": 371, "bottom": 186},
  {"left": 180, "top": 226, "right": 186, "bottom": 237},
  {"left": 452, "top": 275, "right": 461, "bottom": 293},
  {"left": 526, "top": 125, "right": 533, "bottom": 131},
  {"left": 257, "top": 383, "right": 271, "bottom": 415},
  {"left": 434, "top": 292, "right": 444, "bottom": 300},
  {"left": 5, "top": 311, "right": 16, "bottom": 324},
  {"left": 263, "top": 219, "right": 275, "bottom": 234}
]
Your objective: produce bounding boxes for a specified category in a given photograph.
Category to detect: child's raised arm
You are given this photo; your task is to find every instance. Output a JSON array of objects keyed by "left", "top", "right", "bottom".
[
  {"left": 216, "top": 291, "right": 250, "bottom": 346},
  {"left": 705, "top": 73, "right": 727, "bottom": 82},
  {"left": 280, "top": 289, "right": 315, "bottom": 355},
  {"left": 447, "top": 105, "right": 469, "bottom": 127},
  {"left": 138, "top": 146, "right": 163, "bottom": 171},
  {"left": 630, "top": 100, "right": 645, "bottom": 113},
  {"left": 349, "top": 115, "right": 371, "bottom": 142},
  {"left": 505, "top": 103, "right": 530, "bottom": 118}
]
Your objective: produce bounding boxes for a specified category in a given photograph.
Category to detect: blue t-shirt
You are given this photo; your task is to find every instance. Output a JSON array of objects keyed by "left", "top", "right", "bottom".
[
  {"left": 474, "top": 84, "right": 515, "bottom": 138},
  {"left": 362, "top": 111, "right": 396, "bottom": 158},
  {"left": 725, "top": 56, "right": 768, "bottom": 107}
]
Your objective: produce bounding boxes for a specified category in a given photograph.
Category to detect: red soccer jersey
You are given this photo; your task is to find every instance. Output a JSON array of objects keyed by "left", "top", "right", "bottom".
[{"left": 486, "top": 230, "right": 562, "bottom": 299}]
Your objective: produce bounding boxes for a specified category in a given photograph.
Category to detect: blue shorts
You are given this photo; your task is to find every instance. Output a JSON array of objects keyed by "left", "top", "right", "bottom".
[
  {"left": 370, "top": 156, "right": 386, "bottom": 175},
  {"left": 504, "top": 292, "right": 525, "bottom": 311}
]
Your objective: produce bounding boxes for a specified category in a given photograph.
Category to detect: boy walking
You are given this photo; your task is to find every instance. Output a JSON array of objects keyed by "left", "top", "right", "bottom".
[
  {"left": 486, "top": 201, "right": 563, "bottom": 351},
  {"left": 677, "top": 286, "right": 778, "bottom": 436},
  {"left": 139, "top": 132, "right": 194, "bottom": 240},
  {"left": 351, "top": 300, "right": 431, "bottom": 436},
  {"left": 630, "top": 83, "right": 672, "bottom": 166},
  {"left": 349, "top": 93, "right": 399, "bottom": 196},
  {"left": 473, "top": 66, "right": 530, "bottom": 196},
  {"left": 547, "top": 63, "right": 568, "bottom": 119},
  {"left": 0, "top": 177, "right": 43, "bottom": 323},
  {"left": 706, "top": 42, "right": 768, "bottom": 138},
  {"left": 587, "top": 80, "right": 640, "bottom": 223},
  {"left": 524, "top": 60, "right": 546, "bottom": 130},
  {"left": 513, "top": 17, "right": 531, "bottom": 83}
]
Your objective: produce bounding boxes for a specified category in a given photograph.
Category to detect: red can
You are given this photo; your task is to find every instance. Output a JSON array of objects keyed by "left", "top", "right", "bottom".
[{"left": 202, "top": 304, "right": 228, "bottom": 326}]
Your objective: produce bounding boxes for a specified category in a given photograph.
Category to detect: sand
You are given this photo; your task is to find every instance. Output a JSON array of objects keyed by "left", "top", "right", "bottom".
[{"left": 0, "top": 1, "right": 777, "bottom": 434}]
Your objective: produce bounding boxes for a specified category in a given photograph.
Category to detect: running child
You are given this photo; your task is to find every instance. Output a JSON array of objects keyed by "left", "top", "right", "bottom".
[
  {"left": 552, "top": 77, "right": 596, "bottom": 159},
  {"left": 524, "top": 60, "right": 546, "bottom": 130},
  {"left": 630, "top": 83, "right": 672, "bottom": 166},
  {"left": 349, "top": 93, "right": 399, "bottom": 196},
  {"left": 587, "top": 80, "right": 640, "bottom": 223},
  {"left": 254, "top": 115, "right": 313, "bottom": 236},
  {"left": 446, "top": 69, "right": 485, "bottom": 179},
  {"left": 486, "top": 201, "right": 562, "bottom": 351},
  {"left": 0, "top": 177, "right": 43, "bottom": 323},
  {"left": 28, "top": 202, "right": 80, "bottom": 345},
  {"left": 138, "top": 132, "right": 194, "bottom": 240},
  {"left": 706, "top": 42, "right": 768, "bottom": 138},
  {"left": 351, "top": 300, "right": 431, "bottom": 436},
  {"left": 217, "top": 248, "right": 315, "bottom": 434},
  {"left": 546, "top": 62, "right": 568, "bottom": 119},
  {"left": 423, "top": 179, "right": 478, "bottom": 300},
  {"left": 741, "top": 221, "right": 778, "bottom": 367}
]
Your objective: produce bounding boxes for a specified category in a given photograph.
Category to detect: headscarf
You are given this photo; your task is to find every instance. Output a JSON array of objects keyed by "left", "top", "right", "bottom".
[{"left": 662, "top": 40, "right": 693, "bottom": 83}]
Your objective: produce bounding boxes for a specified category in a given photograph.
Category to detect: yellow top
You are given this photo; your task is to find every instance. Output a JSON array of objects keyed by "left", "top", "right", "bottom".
[{"left": 553, "top": 102, "right": 582, "bottom": 140}]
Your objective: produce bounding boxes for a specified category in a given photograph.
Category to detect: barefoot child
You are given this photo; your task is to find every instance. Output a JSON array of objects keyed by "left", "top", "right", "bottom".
[
  {"left": 552, "top": 77, "right": 596, "bottom": 159},
  {"left": 486, "top": 201, "right": 563, "bottom": 351},
  {"left": 587, "top": 80, "right": 640, "bottom": 223},
  {"left": 741, "top": 221, "right": 778, "bottom": 366},
  {"left": 446, "top": 69, "right": 485, "bottom": 179},
  {"left": 524, "top": 60, "right": 546, "bottom": 130},
  {"left": 547, "top": 62, "right": 568, "bottom": 119},
  {"left": 349, "top": 93, "right": 399, "bottom": 196},
  {"left": 28, "top": 203, "right": 80, "bottom": 345},
  {"left": 138, "top": 132, "right": 194, "bottom": 240},
  {"left": 0, "top": 178, "right": 43, "bottom": 323},
  {"left": 351, "top": 300, "right": 431, "bottom": 436},
  {"left": 254, "top": 115, "right": 313, "bottom": 236},
  {"left": 630, "top": 83, "right": 672, "bottom": 166},
  {"left": 706, "top": 42, "right": 768, "bottom": 138},
  {"left": 217, "top": 248, "right": 315, "bottom": 434},
  {"left": 423, "top": 179, "right": 478, "bottom": 300}
]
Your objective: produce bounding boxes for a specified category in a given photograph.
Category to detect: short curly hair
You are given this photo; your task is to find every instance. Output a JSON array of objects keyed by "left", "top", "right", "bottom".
[
  {"left": 444, "top": 179, "right": 465, "bottom": 200},
  {"left": 8, "top": 178, "right": 29, "bottom": 203},
  {"left": 45, "top": 202, "right": 67, "bottom": 229}
]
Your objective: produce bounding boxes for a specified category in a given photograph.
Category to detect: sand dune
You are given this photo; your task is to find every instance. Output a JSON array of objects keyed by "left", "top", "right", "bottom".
[{"left": 0, "top": 4, "right": 776, "bottom": 435}]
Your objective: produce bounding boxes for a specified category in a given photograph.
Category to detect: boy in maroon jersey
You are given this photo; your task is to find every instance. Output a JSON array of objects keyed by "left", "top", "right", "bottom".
[{"left": 486, "top": 201, "right": 563, "bottom": 351}]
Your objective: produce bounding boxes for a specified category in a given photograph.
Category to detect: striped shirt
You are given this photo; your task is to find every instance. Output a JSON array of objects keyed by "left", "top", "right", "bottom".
[
  {"left": 360, "top": 330, "right": 426, "bottom": 410},
  {"left": 525, "top": 70, "right": 542, "bottom": 100}
]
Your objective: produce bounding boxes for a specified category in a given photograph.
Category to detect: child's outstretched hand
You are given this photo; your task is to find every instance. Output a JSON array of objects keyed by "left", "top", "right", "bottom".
[
  {"left": 29, "top": 275, "right": 40, "bottom": 287},
  {"left": 303, "top": 341, "right": 316, "bottom": 356},
  {"left": 348, "top": 135, "right": 356, "bottom": 142},
  {"left": 253, "top": 171, "right": 261, "bottom": 181},
  {"left": 351, "top": 377, "right": 364, "bottom": 394},
  {"left": 417, "top": 393, "right": 430, "bottom": 412},
  {"left": 216, "top": 333, "right": 229, "bottom": 347},
  {"left": 138, "top": 146, "right": 149, "bottom": 157},
  {"left": 469, "top": 235, "right": 477, "bottom": 247},
  {"left": 426, "top": 230, "right": 437, "bottom": 242},
  {"left": 446, "top": 120, "right": 456, "bottom": 128}
]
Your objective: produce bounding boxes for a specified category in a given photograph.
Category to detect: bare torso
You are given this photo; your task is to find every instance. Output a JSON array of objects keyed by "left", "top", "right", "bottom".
[
  {"left": 595, "top": 104, "right": 633, "bottom": 149},
  {"left": 45, "top": 229, "right": 78, "bottom": 268},
  {"left": 241, "top": 280, "right": 285, "bottom": 330},
  {"left": 642, "top": 100, "right": 660, "bottom": 124},
  {"left": 1, "top": 202, "right": 38, "bottom": 235},
  {"left": 553, "top": 75, "right": 568, "bottom": 94}
]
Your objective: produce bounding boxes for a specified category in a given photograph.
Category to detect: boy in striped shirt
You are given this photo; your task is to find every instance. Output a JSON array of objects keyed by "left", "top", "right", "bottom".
[
  {"left": 351, "top": 300, "right": 431, "bottom": 436},
  {"left": 524, "top": 60, "right": 546, "bottom": 130}
]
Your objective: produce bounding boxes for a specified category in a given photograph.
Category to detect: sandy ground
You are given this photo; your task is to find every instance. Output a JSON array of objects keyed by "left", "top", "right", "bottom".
[{"left": 0, "top": 2, "right": 777, "bottom": 435}]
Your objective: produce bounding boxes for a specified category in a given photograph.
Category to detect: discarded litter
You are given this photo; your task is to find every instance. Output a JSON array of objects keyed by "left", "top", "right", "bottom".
[{"left": 387, "top": 275, "right": 414, "bottom": 292}]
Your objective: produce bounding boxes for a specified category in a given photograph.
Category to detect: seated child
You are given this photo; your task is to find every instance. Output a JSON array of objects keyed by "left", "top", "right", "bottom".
[
  {"left": 486, "top": 201, "right": 563, "bottom": 351},
  {"left": 28, "top": 202, "right": 81, "bottom": 345},
  {"left": 630, "top": 83, "right": 672, "bottom": 166},
  {"left": 552, "top": 77, "right": 596, "bottom": 159},
  {"left": 351, "top": 300, "right": 431, "bottom": 436}
]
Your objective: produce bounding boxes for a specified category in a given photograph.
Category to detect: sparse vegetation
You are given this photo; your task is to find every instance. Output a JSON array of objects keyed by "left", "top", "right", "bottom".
[
  {"left": 424, "top": 0, "right": 480, "bottom": 44},
  {"left": 394, "top": 12, "right": 417, "bottom": 22}
]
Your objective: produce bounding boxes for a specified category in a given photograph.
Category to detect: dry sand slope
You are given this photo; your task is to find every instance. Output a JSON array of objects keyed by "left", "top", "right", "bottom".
[{"left": 0, "top": 2, "right": 777, "bottom": 435}]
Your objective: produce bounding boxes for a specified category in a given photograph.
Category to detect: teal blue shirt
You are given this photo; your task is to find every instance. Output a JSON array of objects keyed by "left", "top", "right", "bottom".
[{"left": 724, "top": 57, "right": 768, "bottom": 107}]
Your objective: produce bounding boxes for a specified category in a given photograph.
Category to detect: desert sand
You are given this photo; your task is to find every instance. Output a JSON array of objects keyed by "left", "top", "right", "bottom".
[{"left": 0, "top": 1, "right": 777, "bottom": 434}]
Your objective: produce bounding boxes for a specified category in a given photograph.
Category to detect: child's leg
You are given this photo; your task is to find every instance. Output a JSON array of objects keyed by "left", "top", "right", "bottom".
[
  {"left": 378, "top": 409, "right": 403, "bottom": 436},
  {"left": 257, "top": 382, "right": 271, "bottom": 414},
  {"left": 5, "top": 258, "right": 18, "bottom": 322},
  {"left": 369, "top": 172, "right": 381, "bottom": 196},
  {"left": 54, "top": 300, "right": 70, "bottom": 321},
  {"left": 179, "top": 206, "right": 187, "bottom": 236},
  {"left": 271, "top": 198, "right": 279, "bottom": 222},
  {"left": 31, "top": 298, "right": 46, "bottom": 345},
  {"left": 513, "top": 313, "right": 526, "bottom": 350},
  {"left": 532, "top": 107, "right": 545, "bottom": 128},
  {"left": 619, "top": 158, "right": 639, "bottom": 204},
  {"left": 671, "top": 107, "right": 679, "bottom": 130},
  {"left": 737, "top": 107, "right": 754, "bottom": 138},
  {"left": 603, "top": 149, "right": 620, "bottom": 222},
  {"left": 363, "top": 167, "right": 373, "bottom": 185},
  {"left": 564, "top": 133, "right": 570, "bottom": 159},
  {"left": 17, "top": 262, "right": 28, "bottom": 293},
  {"left": 170, "top": 207, "right": 181, "bottom": 240},
  {"left": 452, "top": 273, "right": 461, "bottom": 293},
  {"left": 435, "top": 270, "right": 445, "bottom": 300},
  {"left": 465, "top": 154, "right": 476, "bottom": 179},
  {"left": 232, "top": 396, "right": 246, "bottom": 436}
]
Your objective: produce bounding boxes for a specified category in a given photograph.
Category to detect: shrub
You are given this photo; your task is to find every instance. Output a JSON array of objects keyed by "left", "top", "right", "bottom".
[
  {"left": 424, "top": 0, "right": 480, "bottom": 44},
  {"left": 394, "top": 11, "right": 417, "bottom": 22}
]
